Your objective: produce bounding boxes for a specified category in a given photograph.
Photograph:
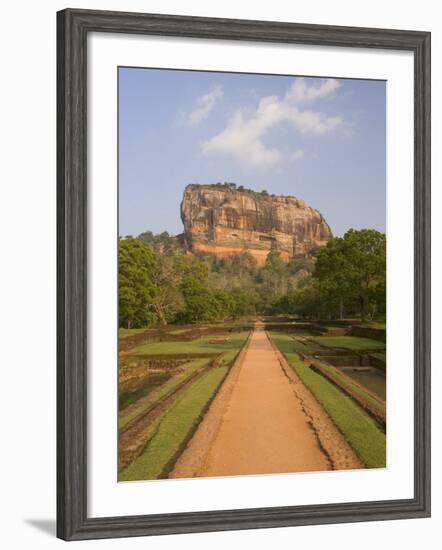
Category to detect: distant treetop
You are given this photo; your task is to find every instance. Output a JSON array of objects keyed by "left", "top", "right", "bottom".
[{"left": 186, "top": 182, "right": 295, "bottom": 199}]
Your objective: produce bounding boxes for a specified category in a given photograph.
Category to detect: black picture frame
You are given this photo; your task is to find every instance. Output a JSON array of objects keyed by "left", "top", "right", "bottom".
[{"left": 57, "top": 8, "right": 431, "bottom": 541}]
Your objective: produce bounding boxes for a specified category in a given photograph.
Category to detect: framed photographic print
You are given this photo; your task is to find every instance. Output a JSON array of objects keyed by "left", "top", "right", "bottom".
[{"left": 57, "top": 8, "right": 431, "bottom": 541}]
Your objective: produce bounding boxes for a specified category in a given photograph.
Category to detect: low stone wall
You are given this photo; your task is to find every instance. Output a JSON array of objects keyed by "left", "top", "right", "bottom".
[
  {"left": 320, "top": 355, "right": 363, "bottom": 367},
  {"left": 350, "top": 326, "right": 386, "bottom": 343},
  {"left": 369, "top": 353, "right": 386, "bottom": 371},
  {"left": 323, "top": 328, "right": 348, "bottom": 336}
]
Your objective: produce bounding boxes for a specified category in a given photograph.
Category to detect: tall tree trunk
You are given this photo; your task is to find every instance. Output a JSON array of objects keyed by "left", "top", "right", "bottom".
[
  {"left": 154, "top": 305, "right": 167, "bottom": 325},
  {"left": 339, "top": 299, "right": 344, "bottom": 320}
]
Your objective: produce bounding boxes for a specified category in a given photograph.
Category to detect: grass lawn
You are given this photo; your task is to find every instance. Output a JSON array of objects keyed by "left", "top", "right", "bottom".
[
  {"left": 268, "top": 332, "right": 315, "bottom": 353},
  {"left": 119, "top": 366, "right": 228, "bottom": 481},
  {"left": 312, "top": 335, "right": 385, "bottom": 350},
  {"left": 270, "top": 333, "right": 386, "bottom": 469},
  {"left": 360, "top": 320, "right": 386, "bottom": 329},
  {"left": 119, "top": 358, "right": 209, "bottom": 429},
  {"left": 131, "top": 331, "right": 250, "bottom": 365},
  {"left": 119, "top": 327, "right": 148, "bottom": 339}
]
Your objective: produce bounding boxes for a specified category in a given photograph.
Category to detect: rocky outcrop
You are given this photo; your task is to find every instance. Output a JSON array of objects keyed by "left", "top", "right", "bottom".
[{"left": 180, "top": 185, "right": 332, "bottom": 265}]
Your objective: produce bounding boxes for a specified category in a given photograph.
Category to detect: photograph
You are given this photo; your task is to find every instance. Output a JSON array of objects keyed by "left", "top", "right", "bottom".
[
  {"left": 0, "top": 0, "right": 435, "bottom": 545},
  {"left": 117, "top": 67, "right": 387, "bottom": 482}
]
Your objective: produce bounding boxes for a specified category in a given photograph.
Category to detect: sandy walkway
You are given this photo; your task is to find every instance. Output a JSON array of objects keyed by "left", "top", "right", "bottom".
[
  {"left": 170, "top": 325, "right": 363, "bottom": 479},
  {"left": 198, "top": 326, "right": 330, "bottom": 476}
]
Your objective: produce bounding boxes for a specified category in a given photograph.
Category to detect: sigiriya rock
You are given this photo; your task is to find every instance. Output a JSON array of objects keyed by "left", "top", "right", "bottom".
[{"left": 180, "top": 184, "right": 332, "bottom": 266}]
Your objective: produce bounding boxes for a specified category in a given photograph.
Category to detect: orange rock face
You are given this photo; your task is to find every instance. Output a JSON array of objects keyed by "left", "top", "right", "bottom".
[{"left": 181, "top": 185, "right": 332, "bottom": 266}]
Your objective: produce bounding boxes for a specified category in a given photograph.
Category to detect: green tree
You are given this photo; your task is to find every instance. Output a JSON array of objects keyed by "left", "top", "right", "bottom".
[
  {"left": 173, "top": 255, "right": 218, "bottom": 322},
  {"left": 138, "top": 230, "right": 184, "bottom": 256},
  {"left": 148, "top": 256, "right": 184, "bottom": 324},
  {"left": 118, "top": 238, "right": 157, "bottom": 328},
  {"left": 314, "top": 237, "right": 350, "bottom": 318},
  {"left": 342, "top": 229, "right": 386, "bottom": 321},
  {"left": 229, "top": 287, "right": 258, "bottom": 318},
  {"left": 270, "top": 285, "right": 322, "bottom": 318},
  {"left": 178, "top": 278, "right": 219, "bottom": 323},
  {"left": 261, "top": 249, "right": 288, "bottom": 295},
  {"left": 314, "top": 229, "right": 386, "bottom": 321},
  {"left": 287, "top": 258, "right": 315, "bottom": 275}
]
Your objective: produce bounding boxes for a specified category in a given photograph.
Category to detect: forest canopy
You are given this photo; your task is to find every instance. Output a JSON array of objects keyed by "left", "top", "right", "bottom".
[{"left": 119, "top": 228, "right": 386, "bottom": 328}]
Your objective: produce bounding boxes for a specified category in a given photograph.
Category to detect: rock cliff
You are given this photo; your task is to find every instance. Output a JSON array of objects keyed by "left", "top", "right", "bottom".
[{"left": 180, "top": 185, "right": 332, "bottom": 266}]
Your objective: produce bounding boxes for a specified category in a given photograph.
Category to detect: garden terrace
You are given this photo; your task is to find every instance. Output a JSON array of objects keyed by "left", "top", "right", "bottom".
[
  {"left": 308, "top": 358, "right": 386, "bottom": 428},
  {"left": 119, "top": 322, "right": 253, "bottom": 352},
  {"left": 308, "top": 335, "right": 386, "bottom": 352},
  {"left": 118, "top": 329, "right": 251, "bottom": 478},
  {"left": 118, "top": 355, "right": 223, "bottom": 469},
  {"left": 298, "top": 334, "right": 386, "bottom": 418},
  {"left": 268, "top": 323, "right": 386, "bottom": 468}
]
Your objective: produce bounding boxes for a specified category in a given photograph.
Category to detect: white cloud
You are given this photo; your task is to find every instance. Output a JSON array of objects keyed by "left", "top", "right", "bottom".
[
  {"left": 290, "top": 149, "right": 305, "bottom": 161},
  {"left": 184, "top": 85, "right": 223, "bottom": 126},
  {"left": 286, "top": 77, "right": 340, "bottom": 104},
  {"left": 202, "top": 78, "right": 342, "bottom": 168}
]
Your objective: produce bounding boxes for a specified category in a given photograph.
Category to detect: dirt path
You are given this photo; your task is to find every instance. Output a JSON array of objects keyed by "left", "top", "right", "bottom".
[
  {"left": 199, "top": 326, "right": 330, "bottom": 476},
  {"left": 173, "top": 324, "right": 359, "bottom": 478}
]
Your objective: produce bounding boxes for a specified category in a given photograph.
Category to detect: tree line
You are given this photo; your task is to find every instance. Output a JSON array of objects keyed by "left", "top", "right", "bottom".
[
  {"left": 189, "top": 182, "right": 275, "bottom": 197},
  {"left": 119, "top": 228, "right": 386, "bottom": 328}
]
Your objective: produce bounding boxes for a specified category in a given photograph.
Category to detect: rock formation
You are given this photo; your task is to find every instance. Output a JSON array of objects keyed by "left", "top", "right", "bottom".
[{"left": 180, "top": 185, "right": 332, "bottom": 266}]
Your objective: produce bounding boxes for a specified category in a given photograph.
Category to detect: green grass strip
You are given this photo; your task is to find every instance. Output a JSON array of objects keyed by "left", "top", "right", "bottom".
[
  {"left": 119, "top": 367, "right": 229, "bottom": 481},
  {"left": 360, "top": 321, "right": 386, "bottom": 329},
  {"left": 312, "top": 359, "right": 386, "bottom": 417},
  {"left": 131, "top": 331, "right": 249, "bottom": 365},
  {"left": 118, "top": 327, "right": 148, "bottom": 339},
  {"left": 271, "top": 334, "right": 386, "bottom": 469},
  {"left": 311, "top": 335, "right": 385, "bottom": 350},
  {"left": 119, "top": 358, "right": 210, "bottom": 429}
]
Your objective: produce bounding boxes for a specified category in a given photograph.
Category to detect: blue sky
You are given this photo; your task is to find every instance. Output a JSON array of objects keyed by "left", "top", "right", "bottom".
[{"left": 119, "top": 67, "right": 386, "bottom": 238}]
